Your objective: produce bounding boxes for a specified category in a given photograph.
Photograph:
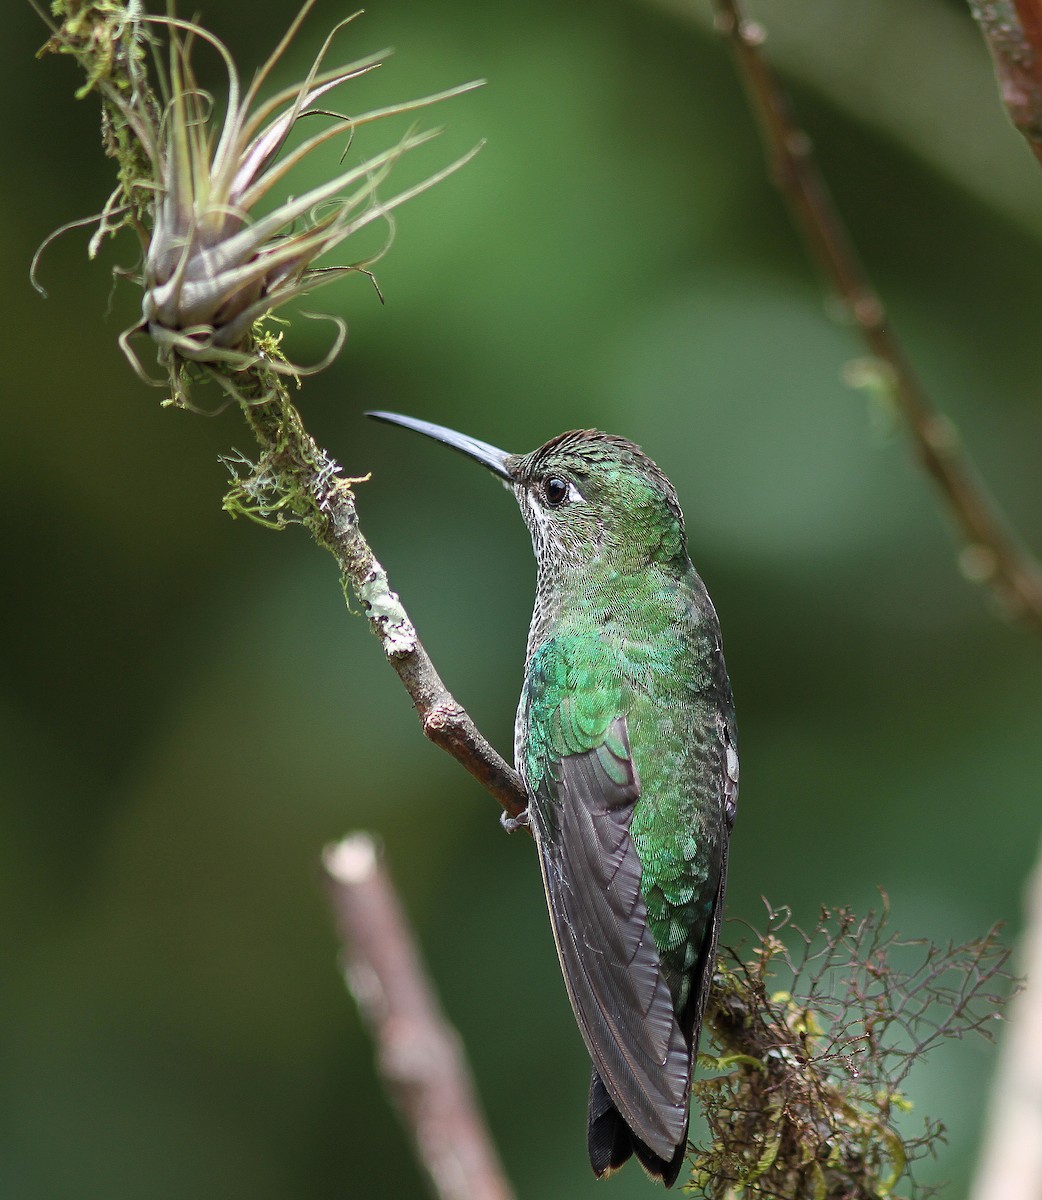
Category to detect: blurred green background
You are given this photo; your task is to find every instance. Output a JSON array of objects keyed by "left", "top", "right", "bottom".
[{"left": 4, "top": 0, "right": 1042, "bottom": 1196}]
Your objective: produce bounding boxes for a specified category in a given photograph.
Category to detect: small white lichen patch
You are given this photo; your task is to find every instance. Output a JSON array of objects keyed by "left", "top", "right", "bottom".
[{"left": 358, "top": 568, "right": 417, "bottom": 656}]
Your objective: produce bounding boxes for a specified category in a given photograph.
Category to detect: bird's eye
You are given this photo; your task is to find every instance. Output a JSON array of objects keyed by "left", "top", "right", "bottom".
[{"left": 543, "top": 476, "right": 570, "bottom": 507}]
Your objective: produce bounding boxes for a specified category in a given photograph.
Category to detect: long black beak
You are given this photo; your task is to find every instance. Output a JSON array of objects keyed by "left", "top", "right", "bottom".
[{"left": 367, "top": 411, "right": 516, "bottom": 481}]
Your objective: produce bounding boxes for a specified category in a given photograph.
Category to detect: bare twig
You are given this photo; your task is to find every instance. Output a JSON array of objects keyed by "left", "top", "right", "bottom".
[
  {"left": 324, "top": 834, "right": 516, "bottom": 1200},
  {"left": 971, "top": 0, "right": 1042, "bottom": 167},
  {"left": 971, "top": 839, "right": 1042, "bottom": 1200},
  {"left": 710, "top": 0, "right": 1042, "bottom": 637}
]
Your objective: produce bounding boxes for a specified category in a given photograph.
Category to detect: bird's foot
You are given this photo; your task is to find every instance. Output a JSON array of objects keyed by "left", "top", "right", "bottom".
[{"left": 500, "top": 807, "right": 530, "bottom": 834}]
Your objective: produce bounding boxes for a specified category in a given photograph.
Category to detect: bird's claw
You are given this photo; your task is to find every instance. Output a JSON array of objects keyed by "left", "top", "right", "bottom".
[{"left": 500, "top": 807, "right": 530, "bottom": 834}]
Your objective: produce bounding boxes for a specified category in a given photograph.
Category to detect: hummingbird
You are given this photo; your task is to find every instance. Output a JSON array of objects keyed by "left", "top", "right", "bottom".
[{"left": 369, "top": 412, "right": 738, "bottom": 1188}]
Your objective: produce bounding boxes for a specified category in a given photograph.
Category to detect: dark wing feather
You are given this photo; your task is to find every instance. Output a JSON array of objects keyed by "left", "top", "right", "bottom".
[{"left": 530, "top": 714, "right": 691, "bottom": 1161}]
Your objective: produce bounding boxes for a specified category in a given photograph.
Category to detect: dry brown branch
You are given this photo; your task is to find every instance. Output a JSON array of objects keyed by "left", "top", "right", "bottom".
[
  {"left": 710, "top": 0, "right": 1042, "bottom": 637},
  {"left": 324, "top": 834, "right": 516, "bottom": 1200},
  {"left": 971, "top": 0, "right": 1042, "bottom": 166}
]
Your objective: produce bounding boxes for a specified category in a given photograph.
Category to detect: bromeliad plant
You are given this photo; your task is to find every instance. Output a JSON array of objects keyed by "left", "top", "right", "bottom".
[{"left": 36, "top": 0, "right": 480, "bottom": 406}]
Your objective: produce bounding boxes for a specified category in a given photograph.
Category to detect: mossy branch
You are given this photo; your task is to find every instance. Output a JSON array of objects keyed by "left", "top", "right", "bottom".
[
  {"left": 37, "top": 0, "right": 526, "bottom": 820},
  {"left": 226, "top": 366, "right": 529, "bottom": 819}
]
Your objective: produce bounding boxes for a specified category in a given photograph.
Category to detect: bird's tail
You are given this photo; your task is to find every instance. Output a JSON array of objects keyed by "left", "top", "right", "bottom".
[{"left": 586, "top": 1070, "right": 686, "bottom": 1188}]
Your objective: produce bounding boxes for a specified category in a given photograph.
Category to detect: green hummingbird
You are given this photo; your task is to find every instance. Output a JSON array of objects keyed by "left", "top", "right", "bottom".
[{"left": 370, "top": 413, "right": 738, "bottom": 1187}]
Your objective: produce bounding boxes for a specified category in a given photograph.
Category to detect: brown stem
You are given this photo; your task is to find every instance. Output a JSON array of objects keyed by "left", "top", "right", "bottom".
[
  {"left": 711, "top": 0, "right": 1042, "bottom": 637},
  {"left": 971, "top": 0, "right": 1042, "bottom": 167},
  {"left": 239, "top": 393, "right": 530, "bottom": 824},
  {"left": 324, "top": 834, "right": 516, "bottom": 1200}
]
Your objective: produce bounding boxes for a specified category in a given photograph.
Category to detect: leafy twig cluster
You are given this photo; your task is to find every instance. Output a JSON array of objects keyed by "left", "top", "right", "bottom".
[{"left": 691, "top": 901, "right": 1012, "bottom": 1199}]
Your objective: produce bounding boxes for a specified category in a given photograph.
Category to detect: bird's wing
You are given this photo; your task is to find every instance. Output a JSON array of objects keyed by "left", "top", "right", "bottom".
[
  {"left": 670, "top": 651, "right": 738, "bottom": 1073},
  {"left": 523, "top": 641, "right": 691, "bottom": 1160}
]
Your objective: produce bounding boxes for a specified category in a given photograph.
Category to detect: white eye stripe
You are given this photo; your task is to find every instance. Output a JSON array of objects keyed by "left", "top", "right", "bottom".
[{"left": 563, "top": 480, "right": 584, "bottom": 504}]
